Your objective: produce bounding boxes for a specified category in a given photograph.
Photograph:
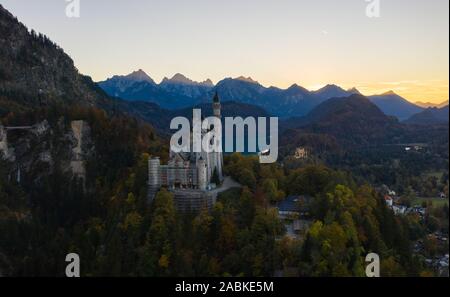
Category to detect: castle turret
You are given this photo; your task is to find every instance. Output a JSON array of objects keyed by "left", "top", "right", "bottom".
[
  {"left": 197, "top": 157, "right": 207, "bottom": 191},
  {"left": 148, "top": 157, "right": 161, "bottom": 202},
  {"left": 212, "top": 92, "right": 223, "bottom": 181},
  {"left": 148, "top": 157, "right": 161, "bottom": 187}
]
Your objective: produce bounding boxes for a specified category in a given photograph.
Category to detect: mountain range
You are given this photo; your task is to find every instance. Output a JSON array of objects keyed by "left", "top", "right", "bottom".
[
  {"left": 280, "top": 94, "right": 404, "bottom": 148},
  {"left": 367, "top": 91, "right": 425, "bottom": 120},
  {"left": 98, "top": 70, "right": 428, "bottom": 120},
  {"left": 404, "top": 105, "right": 449, "bottom": 125},
  {"left": 415, "top": 100, "right": 449, "bottom": 108},
  {"left": 117, "top": 100, "right": 270, "bottom": 133},
  {"left": 1, "top": 1, "right": 446, "bottom": 145}
]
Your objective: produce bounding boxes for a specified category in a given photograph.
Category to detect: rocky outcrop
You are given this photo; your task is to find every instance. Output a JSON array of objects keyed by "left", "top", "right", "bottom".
[
  {"left": 70, "top": 120, "right": 92, "bottom": 182},
  {"left": 1, "top": 120, "right": 51, "bottom": 163},
  {"left": 2, "top": 119, "right": 93, "bottom": 187}
]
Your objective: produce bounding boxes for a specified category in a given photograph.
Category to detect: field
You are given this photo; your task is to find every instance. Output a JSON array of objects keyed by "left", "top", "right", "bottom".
[{"left": 412, "top": 197, "right": 449, "bottom": 208}]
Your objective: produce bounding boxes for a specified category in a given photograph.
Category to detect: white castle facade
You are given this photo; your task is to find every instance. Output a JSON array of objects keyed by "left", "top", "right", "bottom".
[{"left": 148, "top": 93, "right": 224, "bottom": 212}]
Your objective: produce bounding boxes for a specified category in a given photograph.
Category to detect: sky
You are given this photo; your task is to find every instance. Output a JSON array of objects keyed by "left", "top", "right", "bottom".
[{"left": 1, "top": 0, "right": 449, "bottom": 103}]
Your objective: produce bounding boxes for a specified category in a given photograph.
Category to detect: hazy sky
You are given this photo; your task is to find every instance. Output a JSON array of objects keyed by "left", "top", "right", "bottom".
[{"left": 1, "top": 0, "right": 449, "bottom": 103}]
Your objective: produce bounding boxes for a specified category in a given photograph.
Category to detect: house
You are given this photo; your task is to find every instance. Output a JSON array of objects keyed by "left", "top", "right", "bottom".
[
  {"left": 277, "top": 195, "right": 312, "bottom": 239},
  {"left": 294, "top": 147, "right": 308, "bottom": 159},
  {"left": 384, "top": 195, "right": 394, "bottom": 207},
  {"left": 392, "top": 205, "right": 407, "bottom": 215},
  {"left": 388, "top": 190, "right": 397, "bottom": 196},
  {"left": 378, "top": 185, "right": 397, "bottom": 198},
  {"left": 277, "top": 195, "right": 312, "bottom": 219},
  {"left": 410, "top": 206, "right": 426, "bottom": 216},
  {"left": 425, "top": 254, "right": 449, "bottom": 277}
]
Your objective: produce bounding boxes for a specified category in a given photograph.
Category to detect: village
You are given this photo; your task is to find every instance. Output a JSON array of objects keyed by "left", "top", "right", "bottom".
[
  {"left": 273, "top": 179, "right": 449, "bottom": 277},
  {"left": 380, "top": 185, "right": 449, "bottom": 276}
]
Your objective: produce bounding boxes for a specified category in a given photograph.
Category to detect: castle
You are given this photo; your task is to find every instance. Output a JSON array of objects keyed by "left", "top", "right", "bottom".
[{"left": 148, "top": 93, "right": 224, "bottom": 212}]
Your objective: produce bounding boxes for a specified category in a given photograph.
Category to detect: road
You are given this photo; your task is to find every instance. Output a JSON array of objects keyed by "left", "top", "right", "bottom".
[{"left": 210, "top": 176, "right": 241, "bottom": 203}]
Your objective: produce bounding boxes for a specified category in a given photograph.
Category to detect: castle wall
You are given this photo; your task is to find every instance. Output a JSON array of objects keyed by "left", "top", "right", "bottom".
[
  {"left": 198, "top": 158, "right": 207, "bottom": 190},
  {"left": 217, "top": 152, "right": 223, "bottom": 181},
  {"left": 172, "top": 189, "right": 213, "bottom": 213},
  {"left": 148, "top": 157, "right": 161, "bottom": 187}
]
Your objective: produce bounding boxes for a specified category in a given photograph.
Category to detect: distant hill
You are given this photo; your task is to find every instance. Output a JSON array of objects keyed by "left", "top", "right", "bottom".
[
  {"left": 212, "top": 78, "right": 319, "bottom": 117},
  {"left": 160, "top": 73, "right": 213, "bottom": 99},
  {"left": 98, "top": 69, "right": 156, "bottom": 96},
  {"left": 404, "top": 105, "right": 449, "bottom": 125},
  {"left": 312, "top": 84, "right": 360, "bottom": 99},
  {"left": 281, "top": 94, "right": 402, "bottom": 148},
  {"left": 415, "top": 100, "right": 449, "bottom": 108},
  {"left": 437, "top": 101, "right": 449, "bottom": 108},
  {"left": 120, "top": 100, "right": 270, "bottom": 133},
  {"left": 368, "top": 91, "right": 424, "bottom": 120}
]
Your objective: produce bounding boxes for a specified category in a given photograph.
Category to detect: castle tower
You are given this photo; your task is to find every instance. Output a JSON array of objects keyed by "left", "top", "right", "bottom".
[
  {"left": 148, "top": 157, "right": 161, "bottom": 187},
  {"left": 197, "top": 157, "right": 207, "bottom": 190},
  {"left": 148, "top": 157, "right": 161, "bottom": 202},
  {"left": 212, "top": 92, "right": 223, "bottom": 181},
  {"left": 213, "top": 91, "right": 221, "bottom": 118}
]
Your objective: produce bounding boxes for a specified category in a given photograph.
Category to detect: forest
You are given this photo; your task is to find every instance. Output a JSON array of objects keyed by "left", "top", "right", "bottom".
[{"left": 1, "top": 105, "right": 447, "bottom": 276}]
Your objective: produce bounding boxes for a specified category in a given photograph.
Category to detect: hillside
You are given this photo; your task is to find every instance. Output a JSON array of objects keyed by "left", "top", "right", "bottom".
[
  {"left": 0, "top": 5, "right": 112, "bottom": 114},
  {"left": 98, "top": 69, "right": 156, "bottom": 96},
  {"left": 122, "top": 100, "right": 271, "bottom": 133},
  {"left": 281, "top": 94, "right": 403, "bottom": 149},
  {"left": 0, "top": 6, "right": 166, "bottom": 276},
  {"left": 312, "top": 84, "right": 360, "bottom": 99},
  {"left": 404, "top": 105, "right": 449, "bottom": 125},
  {"left": 415, "top": 100, "right": 449, "bottom": 108},
  {"left": 368, "top": 91, "right": 424, "bottom": 120}
]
